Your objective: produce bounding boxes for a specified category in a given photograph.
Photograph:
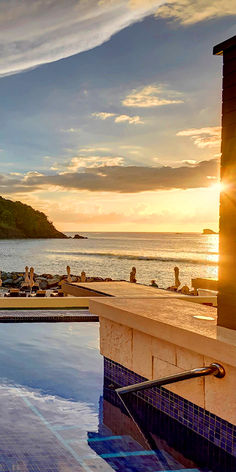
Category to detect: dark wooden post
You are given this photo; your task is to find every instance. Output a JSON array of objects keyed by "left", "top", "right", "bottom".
[{"left": 213, "top": 36, "right": 236, "bottom": 329}]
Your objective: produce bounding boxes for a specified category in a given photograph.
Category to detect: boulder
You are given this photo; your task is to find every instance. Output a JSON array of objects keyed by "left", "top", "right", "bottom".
[
  {"left": 12, "top": 277, "right": 24, "bottom": 286},
  {"left": 3, "top": 278, "right": 13, "bottom": 286},
  {"left": 35, "top": 278, "right": 48, "bottom": 290},
  {"left": 40, "top": 273, "right": 53, "bottom": 279},
  {"left": 47, "top": 277, "right": 61, "bottom": 288},
  {"left": 71, "top": 276, "right": 78, "bottom": 282}
]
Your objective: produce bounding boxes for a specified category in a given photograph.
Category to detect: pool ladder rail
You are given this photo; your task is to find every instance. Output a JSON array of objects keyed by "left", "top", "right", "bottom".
[{"left": 116, "top": 363, "right": 225, "bottom": 396}]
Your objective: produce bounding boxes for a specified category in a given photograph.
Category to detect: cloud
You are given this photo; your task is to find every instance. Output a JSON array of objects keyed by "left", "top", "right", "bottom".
[
  {"left": 122, "top": 84, "right": 184, "bottom": 107},
  {"left": 182, "top": 159, "right": 197, "bottom": 165},
  {"left": 0, "top": 382, "right": 98, "bottom": 442},
  {"left": 50, "top": 208, "right": 133, "bottom": 224},
  {"left": 51, "top": 155, "right": 125, "bottom": 172},
  {"left": 129, "top": 0, "right": 161, "bottom": 8},
  {"left": 92, "top": 112, "right": 116, "bottom": 120},
  {"left": 120, "top": 145, "right": 142, "bottom": 149},
  {"left": 126, "top": 150, "right": 141, "bottom": 155},
  {"left": 0, "top": 0, "right": 234, "bottom": 77},
  {"left": 119, "top": 145, "right": 142, "bottom": 154},
  {"left": 114, "top": 114, "right": 144, "bottom": 124},
  {"left": 37, "top": 203, "right": 219, "bottom": 229},
  {"left": 50, "top": 208, "right": 195, "bottom": 225},
  {"left": 65, "top": 155, "right": 125, "bottom": 172},
  {"left": 156, "top": 0, "right": 236, "bottom": 24},
  {"left": 79, "top": 147, "right": 111, "bottom": 153},
  {"left": 0, "top": 158, "right": 219, "bottom": 194},
  {"left": 92, "top": 112, "right": 144, "bottom": 124},
  {"left": 61, "top": 128, "right": 81, "bottom": 133},
  {"left": 177, "top": 126, "right": 221, "bottom": 148},
  {"left": 0, "top": 0, "right": 163, "bottom": 77}
]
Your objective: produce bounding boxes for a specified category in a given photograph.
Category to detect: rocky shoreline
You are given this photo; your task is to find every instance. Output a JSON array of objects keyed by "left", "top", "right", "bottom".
[
  {"left": 0, "top": 271, "right": 112, "bottom": 291},
  {"left": 0, "top": 266, "right": 194, "bottom": 295}
]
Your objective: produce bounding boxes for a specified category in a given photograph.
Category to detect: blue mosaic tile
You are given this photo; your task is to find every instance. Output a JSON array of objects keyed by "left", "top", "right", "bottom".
[{"left": 104, "top": 357, "right": 236, "bottom": 458}]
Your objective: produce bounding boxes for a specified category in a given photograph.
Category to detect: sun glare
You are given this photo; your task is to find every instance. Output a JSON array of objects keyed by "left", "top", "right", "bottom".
[{"left": 211, "top": 182, "right": 226, "bottom": 193}]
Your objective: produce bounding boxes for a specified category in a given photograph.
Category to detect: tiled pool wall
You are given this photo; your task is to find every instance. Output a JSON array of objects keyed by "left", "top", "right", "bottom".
[
  {"left": 104, "top": 357, "right": 236, "bottom": 458},
  {"left": 103, "top": 378, "right": 236, "bottom": 472}
]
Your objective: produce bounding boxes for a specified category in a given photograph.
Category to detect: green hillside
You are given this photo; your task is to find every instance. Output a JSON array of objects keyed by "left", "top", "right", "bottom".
[{"left": 0, "top": 197, "right": 67, "bottom": 239}]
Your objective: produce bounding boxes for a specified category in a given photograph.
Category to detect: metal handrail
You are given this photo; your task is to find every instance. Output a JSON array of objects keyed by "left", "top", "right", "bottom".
[{"left": 116, "top": 363, "right": 225, "bottom": 395}]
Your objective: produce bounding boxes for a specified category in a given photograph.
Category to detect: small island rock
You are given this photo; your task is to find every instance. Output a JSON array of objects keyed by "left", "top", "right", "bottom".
[
  {"left": 202, "top": 228, "right": 217, "bottom": 235},
  {"left": 73, "top": 234, "right": 88, "bottom": 239}
]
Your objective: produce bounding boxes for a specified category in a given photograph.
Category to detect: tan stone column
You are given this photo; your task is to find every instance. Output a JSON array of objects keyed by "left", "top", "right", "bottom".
[{"left": 214, "top": 36, "right": 236, "bottom": 329}]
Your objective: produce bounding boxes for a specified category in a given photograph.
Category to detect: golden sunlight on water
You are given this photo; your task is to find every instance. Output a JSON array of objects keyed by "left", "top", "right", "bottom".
[{"left": 205, "top": 235, "right": 219, "bottom": 277}]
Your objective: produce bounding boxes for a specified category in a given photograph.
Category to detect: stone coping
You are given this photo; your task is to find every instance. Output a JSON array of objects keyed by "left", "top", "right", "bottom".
[
  {"left": 63, "top": 281, "right": 182, "bottom": 297},
  {"left": 0, "top": 296, "right": 89, "bottom": 309},
  {"left": 0, "top": 309, "right": 98, "bottom": 322},
  {"left": 89, "top": 297, "right": 236, "bottom": 367},
  {"left": 63, "top": 281, "right": 217, "bottom": 305}
]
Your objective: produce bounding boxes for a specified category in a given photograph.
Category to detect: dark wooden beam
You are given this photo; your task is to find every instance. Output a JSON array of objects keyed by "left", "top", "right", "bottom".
[{"left": 214, "top": 36, "right": 236, "bottom": 329}]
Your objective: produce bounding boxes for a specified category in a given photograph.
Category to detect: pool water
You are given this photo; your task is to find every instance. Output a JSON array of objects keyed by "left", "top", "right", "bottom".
[{"left": 0, "top": 322, "right": 234, "bottom": 472}]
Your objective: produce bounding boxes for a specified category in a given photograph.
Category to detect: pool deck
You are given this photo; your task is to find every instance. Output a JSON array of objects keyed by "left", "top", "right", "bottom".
[
  {"left": 62, "top": 281, "right": 217, "bottom": 306},
  {"left": 62, "top": 281, "right": 182, "bottom": 297},
  {"left": 0, "top": 309, "right": 98, "bottom": 322}
]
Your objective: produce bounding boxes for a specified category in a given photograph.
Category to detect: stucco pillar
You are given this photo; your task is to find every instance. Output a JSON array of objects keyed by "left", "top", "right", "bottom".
[{"left": 213, "top": 36, "right": 236, "bottom": 329}]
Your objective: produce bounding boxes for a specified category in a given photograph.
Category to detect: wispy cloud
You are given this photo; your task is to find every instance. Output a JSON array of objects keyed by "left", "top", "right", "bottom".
[
  {"left": 51, "top": 155, "right": 125, "bottom": 173},
  {"left": 177, "top": 127, "right": 221, "bottom": 148},
  {"left": 156, "top": 0, "right": 236, "bottom": 24},
  {"left": 120, "top": 145, "right": 142, "bottom": 149},
  {"left": 114, "top": 114, "right": 144, "bottom": 124},
  {"left": 61, "top": 128, "right": 81, "bottom": 134},
  {"left": 0, "top": 1, "right": 234, "bottom": 77},
  {"left": 119, "top": 145, "right": 142, "bottom": 154},
  {"left": 79, "top": 147, "right": 111, "bottom": 153},
  {"left": 182, "top": 159, "right": 197, "bottom": 165},
  {"left": 129, "top": 0, "right": 161, "bottom": 8},
  {"left": 92, "top": 112, "right": 144, "bottom": 124},
  {"left": 0, "top": 0, "right": 164, "bottom": 77},
  {"left": 122, "top": 84, "right": 184, "bottom": 108},
  {"left": 92, "top": 112, "right": 116, "bottom": 120}
]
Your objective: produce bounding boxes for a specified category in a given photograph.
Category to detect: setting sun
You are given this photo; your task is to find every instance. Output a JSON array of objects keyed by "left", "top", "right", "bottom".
[{"left": 210, "top": 182, "right": 225, "bottom": 194}]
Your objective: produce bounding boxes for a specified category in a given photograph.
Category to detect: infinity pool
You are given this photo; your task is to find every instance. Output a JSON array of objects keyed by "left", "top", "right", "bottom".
[{"left": 0, "top": 322, "right": 234, "bottom": 472}]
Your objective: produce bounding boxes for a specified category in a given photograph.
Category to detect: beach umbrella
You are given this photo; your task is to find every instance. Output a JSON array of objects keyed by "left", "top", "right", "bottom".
[
  {"left": 29, "top": 267, "right": 35, "bottom": 290},
  {"left": 66, "top": 265, "right": 72, "bottom": 283},
  {"left": 130, "top": 266, "right": 137, "bottom": 283},
  {"left": 174, "top": 266, "right": 181, "bottom": 289},
  {"left": 24, "top": 266, "right": 30, "bottom": 286}
]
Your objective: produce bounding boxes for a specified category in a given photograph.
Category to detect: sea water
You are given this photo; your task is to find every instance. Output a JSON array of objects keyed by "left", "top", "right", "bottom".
[{"left": 0, "top": 232, "right": 218, "bottom": 287}]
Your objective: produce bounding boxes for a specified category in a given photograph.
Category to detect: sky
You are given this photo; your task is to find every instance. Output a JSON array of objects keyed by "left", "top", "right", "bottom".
[{"left": 0, "top": 0, "right": 235, "bottom": 232}]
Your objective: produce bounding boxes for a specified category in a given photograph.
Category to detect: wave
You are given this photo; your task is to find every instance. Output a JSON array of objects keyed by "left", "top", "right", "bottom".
[{"left": 49, "top": 250, "right": 218, "bottom": 266}]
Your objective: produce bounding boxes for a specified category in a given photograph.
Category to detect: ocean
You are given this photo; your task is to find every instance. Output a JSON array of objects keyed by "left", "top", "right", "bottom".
[{"left": 0, "top": 232, "right": 218, "bottom": 288}]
